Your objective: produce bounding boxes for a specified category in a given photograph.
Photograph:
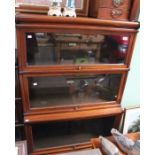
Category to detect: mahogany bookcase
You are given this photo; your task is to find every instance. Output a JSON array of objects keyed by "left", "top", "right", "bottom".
[{"left": 16, "top": 13, "right": 139, "bottom": 154}]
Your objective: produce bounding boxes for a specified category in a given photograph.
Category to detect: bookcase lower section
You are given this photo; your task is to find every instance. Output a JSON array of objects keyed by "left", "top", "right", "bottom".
[{"left": 25, "top": 106, "right": 123, "bottom": 154}]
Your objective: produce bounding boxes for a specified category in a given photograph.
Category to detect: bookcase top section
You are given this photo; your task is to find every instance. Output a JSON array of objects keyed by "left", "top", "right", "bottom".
[{"left": 15, "top": 13, "right": 140, "bottom": 29}]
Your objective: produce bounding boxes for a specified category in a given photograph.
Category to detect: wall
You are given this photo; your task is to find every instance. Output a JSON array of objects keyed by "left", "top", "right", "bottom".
[{"left": 121, "top": 34, "right": 140, "bottom": 108}]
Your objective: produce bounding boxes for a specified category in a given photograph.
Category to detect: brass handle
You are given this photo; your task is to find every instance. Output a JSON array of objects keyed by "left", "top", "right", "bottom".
[
  {"left": 74, "top": 106, "right": 79, "bottom": 110},
  {"left": 77, "top": 66, "right": 82, "bottom": 70},
  {"left": 113, "top": 0, "right": 124, "bottom": 7},
  {"left": 111, "top": 9, "right": 122, "bottom": 17}
]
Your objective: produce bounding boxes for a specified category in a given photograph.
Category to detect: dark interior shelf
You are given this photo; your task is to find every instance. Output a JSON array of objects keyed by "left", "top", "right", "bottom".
[{"left": 32, "top": 116, "right": 115, "bottom": 150}]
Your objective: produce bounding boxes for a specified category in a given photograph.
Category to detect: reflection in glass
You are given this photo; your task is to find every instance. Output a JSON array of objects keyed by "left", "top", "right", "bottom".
[
  {"left": 26, "top": 32, "right": 129, "bottom": 65},
  {"left": 28, "top": 74, "right": 121, "bottom": 108}
]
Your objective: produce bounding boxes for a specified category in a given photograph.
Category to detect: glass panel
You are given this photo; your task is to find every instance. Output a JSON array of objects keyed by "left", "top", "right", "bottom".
[
  {"left": 32, "top": 117, "right": 115, "bottom": 150},
  {"left": 26, "top": 32, "right": 129, "bottom": 65},
  {"left": 28, "top": 74, "right": 121, "bottom": 108}
]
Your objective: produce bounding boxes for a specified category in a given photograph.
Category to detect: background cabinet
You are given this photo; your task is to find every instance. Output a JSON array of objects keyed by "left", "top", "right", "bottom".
[
  {"left": 15, "top": 49, "right": 25, "bottom": 141},
  {"left": 16, "top": 13, "right": 139, "bottom": 154}
]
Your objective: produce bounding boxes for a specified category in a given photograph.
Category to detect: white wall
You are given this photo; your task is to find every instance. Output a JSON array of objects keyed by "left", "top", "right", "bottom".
[{"left": 121, "top": 34, "right": 140, "bottom": 108}]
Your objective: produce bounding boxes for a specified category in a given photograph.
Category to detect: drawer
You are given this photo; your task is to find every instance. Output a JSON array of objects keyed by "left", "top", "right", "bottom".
[
  {"left": 99, "top": 0, "right": 131, "bottom": 9},
  {"left": 89, "top": 0, "right": 131, "bottom": 18},
  {"left": 98, "top": 7, "right": 129, "bottom": 20}
]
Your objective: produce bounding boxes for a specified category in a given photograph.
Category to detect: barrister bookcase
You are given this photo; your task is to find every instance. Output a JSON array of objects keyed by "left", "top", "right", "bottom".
[{"left": 16, "top": 13, "right": 139, "bottom": 154}]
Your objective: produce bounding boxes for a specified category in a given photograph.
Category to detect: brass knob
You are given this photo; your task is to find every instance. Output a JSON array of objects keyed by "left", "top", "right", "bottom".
[
  {"left": 111, "top": 9, "right": 122, "bottom": 17},
  {"left": 113, "top": 0, "right": 123, "bottom": 7}
]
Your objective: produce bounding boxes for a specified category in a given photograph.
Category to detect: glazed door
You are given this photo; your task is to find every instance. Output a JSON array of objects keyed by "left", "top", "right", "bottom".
[
  {"left": 25, "top": 32, "right": 130, "bottom": 66},
  {"left": 21, "top": 73, "right": 123, "bottom": 111},
  {"left": 32, "top": 117, "right": 115, "bottom": 150}
]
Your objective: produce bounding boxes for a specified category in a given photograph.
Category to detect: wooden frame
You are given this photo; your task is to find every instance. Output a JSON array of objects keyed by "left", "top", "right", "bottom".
[
  {"left": 122, "top": 106, "right": 140, "bottom": 134},
  {"left": 15, "top": 0, "right": 89, "bottom": 17},
  {"left": 129, "top": 0, "right": 140, "bottom": 21}
]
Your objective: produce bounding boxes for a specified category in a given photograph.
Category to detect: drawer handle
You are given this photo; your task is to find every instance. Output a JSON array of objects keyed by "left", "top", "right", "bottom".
[
  {"left": 111, "top": 9, "right": 122, "bottom": 17},
  {"left": 113, "top": 0, "right": 124, "bottom": 7}
]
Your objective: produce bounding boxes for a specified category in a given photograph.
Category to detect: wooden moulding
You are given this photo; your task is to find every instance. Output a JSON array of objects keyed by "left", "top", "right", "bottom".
[
  {"left": 15, "top": 13, "right": 140, "bottom": 29},
  {"left": 19, "top": 65, "right": 129, "bottom": 75},
  {"left": 24, "top": 104, "right": 123, "bottom": 123}
]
